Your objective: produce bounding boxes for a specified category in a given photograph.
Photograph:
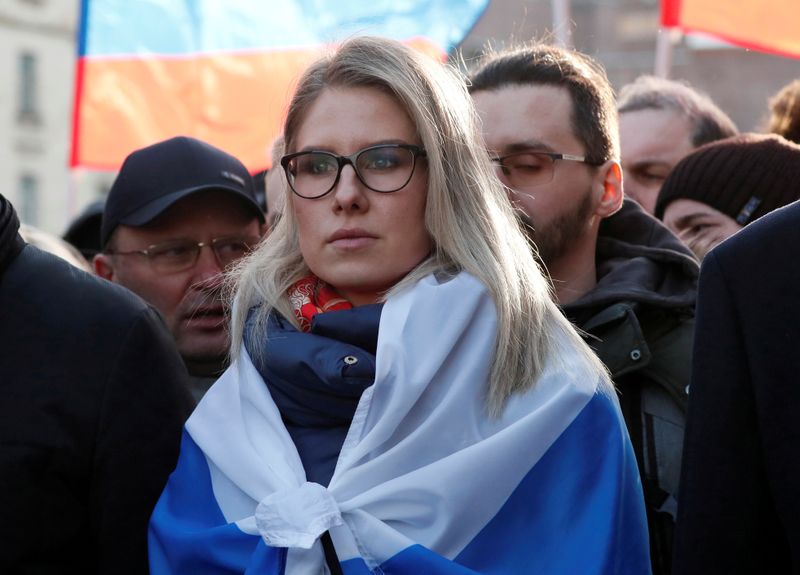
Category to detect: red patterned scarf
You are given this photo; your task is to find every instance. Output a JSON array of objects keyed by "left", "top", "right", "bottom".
[{"left": 288, "top": 275, "right": 352, "bottom": 332}]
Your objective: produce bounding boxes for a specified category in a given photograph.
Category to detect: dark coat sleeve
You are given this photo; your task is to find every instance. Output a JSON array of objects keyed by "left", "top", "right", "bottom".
[
  {"left": 90, "top": 306, "right": 195, "bottom": 573},
  {"left": 0, "top": 245, "right": 194, "bottom": 574},
  {"left": 673, "top": 220, "right": 800, "bottom": 574}
]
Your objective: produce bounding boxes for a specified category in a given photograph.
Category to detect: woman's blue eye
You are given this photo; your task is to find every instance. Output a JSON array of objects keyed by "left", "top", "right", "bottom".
[
  {"left": 296, "top": 155, "right": 337, "bottom": 176},
  {"left": 361, "top": 150, "right": 406, "bottom": 171}
]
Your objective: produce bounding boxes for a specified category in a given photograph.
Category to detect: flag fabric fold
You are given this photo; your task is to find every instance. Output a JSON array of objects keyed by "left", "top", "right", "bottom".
[{"left": 149, "top": 272, "right": 651, "bottom": 574}]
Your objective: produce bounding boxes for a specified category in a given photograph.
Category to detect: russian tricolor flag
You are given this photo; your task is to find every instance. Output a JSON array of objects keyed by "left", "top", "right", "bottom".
[
  {"left": 71, "top": 0, "right": 489, "bottom": 172},
  {"left": 149, "top": 273, "right": 651, "bottom": 574}
]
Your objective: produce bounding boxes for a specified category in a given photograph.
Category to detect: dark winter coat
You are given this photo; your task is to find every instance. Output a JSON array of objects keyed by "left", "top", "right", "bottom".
[
  {"left": 0, "top": 194, "right": 194, "bottom": 573},
  {"left": 563, "top": 199, "right": 698, "bottom": 575},
  {"left": 673, "top": 200, "right": 800, "bottom": 575}
]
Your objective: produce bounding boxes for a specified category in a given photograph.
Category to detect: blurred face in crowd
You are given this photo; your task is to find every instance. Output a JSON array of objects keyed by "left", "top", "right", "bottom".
[
  {"left": 619, "top": 108, "right": 696, "bottom": 214},
  {"left": 287, "top": 86, "right": 432, "bottom": 306},
  {"left": 472, "top": 84, "right": 618, "bottom": 274},
  {"left": 94, "top": 191, "right": 262, "bottom": 375},
  {"left": 661, "top": 198, "right": 742, "bottom": 260}
]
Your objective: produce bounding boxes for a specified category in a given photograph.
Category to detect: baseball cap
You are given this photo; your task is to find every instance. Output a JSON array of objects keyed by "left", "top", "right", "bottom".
[{"left": 101, "top": 136, "right": 265, "bottom": 246}]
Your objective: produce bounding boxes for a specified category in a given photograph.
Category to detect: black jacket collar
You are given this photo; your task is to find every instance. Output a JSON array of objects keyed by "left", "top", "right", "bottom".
[{"left": 0, "top": 193, "right": 25, "bottom": 280}]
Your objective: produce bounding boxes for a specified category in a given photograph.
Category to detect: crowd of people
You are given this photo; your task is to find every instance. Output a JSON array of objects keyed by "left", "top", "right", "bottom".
[{"left": 2, "top": 35, "right": 799, "bottom": 574}]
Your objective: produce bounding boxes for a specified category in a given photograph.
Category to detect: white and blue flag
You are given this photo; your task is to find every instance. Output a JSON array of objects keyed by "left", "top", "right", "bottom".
[{"left": 149, "top": 273, "right": 651, "bottom": 574}]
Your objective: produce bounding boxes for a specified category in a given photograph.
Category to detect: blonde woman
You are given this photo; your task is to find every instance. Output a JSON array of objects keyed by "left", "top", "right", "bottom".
[{"left": 149, "top": 36, "right": 650, "bottom": 574}]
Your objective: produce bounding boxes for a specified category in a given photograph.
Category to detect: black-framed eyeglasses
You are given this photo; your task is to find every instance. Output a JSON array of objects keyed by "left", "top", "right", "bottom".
[
  {"left": 105, "top": 235, "right": 261, "bottom": 273},
  {"left": 490, "top": 150, "right": 603, "bottom": 191},
  {"left": 281, "top": 143, "right": 427, "bottom": 199}
]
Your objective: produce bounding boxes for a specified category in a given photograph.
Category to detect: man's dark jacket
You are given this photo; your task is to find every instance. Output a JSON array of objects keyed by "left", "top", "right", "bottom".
[
  {"left": 673, "top": 200, "right": 800, "bottom": 574},
  {"left": 0, "top": 194, "right": 194, "bottom": 573},
  {"left": 563, "top": 199, "right": 698, "bottom": 575}
]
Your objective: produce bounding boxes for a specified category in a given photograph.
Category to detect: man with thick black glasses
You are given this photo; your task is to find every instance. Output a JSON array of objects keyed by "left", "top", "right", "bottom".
[
  {"left": 94, "top": 136, "right": 265, "bottom": 400},
  {"left": 469, "top": 43, "right": 699, "bottom": 575}
]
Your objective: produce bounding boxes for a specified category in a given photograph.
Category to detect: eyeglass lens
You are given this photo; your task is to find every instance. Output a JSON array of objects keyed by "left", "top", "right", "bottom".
[
  {"left": 148, "top": 237, "right": 258, "bottom": 273},
  {"left": 287, "top": 145, "right": 418, "bottom": 198},
  {"left": 495, "top": 152, "right": 556, "bottom": 189}
]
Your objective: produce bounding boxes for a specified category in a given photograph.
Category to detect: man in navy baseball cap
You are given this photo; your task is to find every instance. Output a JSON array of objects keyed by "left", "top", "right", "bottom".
[{"left": 95, "top": 136, "right": 265, "bottom": 399}]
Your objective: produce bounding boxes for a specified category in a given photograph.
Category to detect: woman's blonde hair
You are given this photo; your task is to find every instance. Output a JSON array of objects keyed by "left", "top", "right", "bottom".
[{"left": 229, "top": 36, "right": 602, "bottom": 414}]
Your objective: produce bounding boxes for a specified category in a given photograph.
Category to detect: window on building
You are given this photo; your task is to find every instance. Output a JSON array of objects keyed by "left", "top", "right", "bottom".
[
  {"left": 18, "top": 174, "right": 39, "bottom": 225},
  {"left": 17, "top": 51, "right": 40, "bottom": 124}
]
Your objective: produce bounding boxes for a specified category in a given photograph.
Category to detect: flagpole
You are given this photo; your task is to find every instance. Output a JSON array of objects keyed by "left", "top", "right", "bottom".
[
  {"left": 654, "top": 27, "right": 678, "bottom": 78},
  {"left": 552, "top": 0, "right": 573, "bottom": 48}
]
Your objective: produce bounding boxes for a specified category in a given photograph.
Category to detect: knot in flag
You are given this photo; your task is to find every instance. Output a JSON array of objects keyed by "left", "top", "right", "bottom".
[{"left": 254, "top": 481, "right": 343, "bottom": 549}]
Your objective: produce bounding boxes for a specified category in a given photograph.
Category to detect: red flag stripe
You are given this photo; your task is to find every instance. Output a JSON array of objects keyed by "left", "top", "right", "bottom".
[{"left": 661, "top": 0, "right": 800, "bottom": 59}]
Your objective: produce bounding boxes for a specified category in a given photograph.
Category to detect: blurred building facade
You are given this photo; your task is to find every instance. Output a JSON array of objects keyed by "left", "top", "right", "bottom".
[
  {"left": 0, "top": 0, "right": 78, "bottom": 233},
  {"left": 1, "top": 0, "right": 798, "bottom": 234}
]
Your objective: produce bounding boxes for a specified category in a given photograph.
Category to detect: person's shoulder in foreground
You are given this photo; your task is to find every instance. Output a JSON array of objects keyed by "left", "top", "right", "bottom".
[
  {"left": 673, "top": 199, "right": 800, "bottom": 574},
  {"left": 0, "top": 194, "right": 194, "bottom": 573}
]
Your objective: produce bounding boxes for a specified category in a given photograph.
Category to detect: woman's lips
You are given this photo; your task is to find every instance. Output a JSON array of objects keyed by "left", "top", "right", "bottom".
[
  {"left": 330, "top": 236, "right": 376, "bottom": 249},
  {"left": 328, "top": 229, "right": 377, "bottom": 249}
]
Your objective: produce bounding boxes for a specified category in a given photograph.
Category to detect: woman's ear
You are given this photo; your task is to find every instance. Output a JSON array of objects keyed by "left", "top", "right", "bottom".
[{"left": 593, "top": 160, "right": 623, "bottom": 218}]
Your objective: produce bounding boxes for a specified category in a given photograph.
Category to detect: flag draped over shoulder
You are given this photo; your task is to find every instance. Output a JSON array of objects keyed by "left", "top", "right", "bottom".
[
  {"left": 149, "top": 272, "right": 652, "bottom": 574},
  {"left": 661, "top": 0, "right": 800, "bottom": 59},
  {"left": 71, "top": 0, "right": 489, "bottom": 171}
]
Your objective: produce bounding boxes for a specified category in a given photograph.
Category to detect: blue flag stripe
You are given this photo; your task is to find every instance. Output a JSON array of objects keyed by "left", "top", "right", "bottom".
[
  {"left": 149, "top": 430, "right": 274, "bottom": 574},
  {"left": 82, "top": 0, "right": 489, "bottom": 57}
]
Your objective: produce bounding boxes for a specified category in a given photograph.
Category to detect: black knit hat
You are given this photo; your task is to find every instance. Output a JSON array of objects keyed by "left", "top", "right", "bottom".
[
  {"left": 101, "top": 136, "right": 265, "bottom": 246},
  {"left": 654, "top": 133, "right": 800, "bottom": 225}
]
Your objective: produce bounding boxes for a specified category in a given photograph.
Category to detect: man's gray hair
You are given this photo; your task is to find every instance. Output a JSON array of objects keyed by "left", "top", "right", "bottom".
[{"left": 618, "top": 75, "right": 738, "bottom": 147}]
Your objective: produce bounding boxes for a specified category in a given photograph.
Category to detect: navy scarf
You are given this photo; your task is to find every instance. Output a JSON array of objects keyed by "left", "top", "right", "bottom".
[{"left": 244, "top": 304, "right": 383, "bottom": 486}]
